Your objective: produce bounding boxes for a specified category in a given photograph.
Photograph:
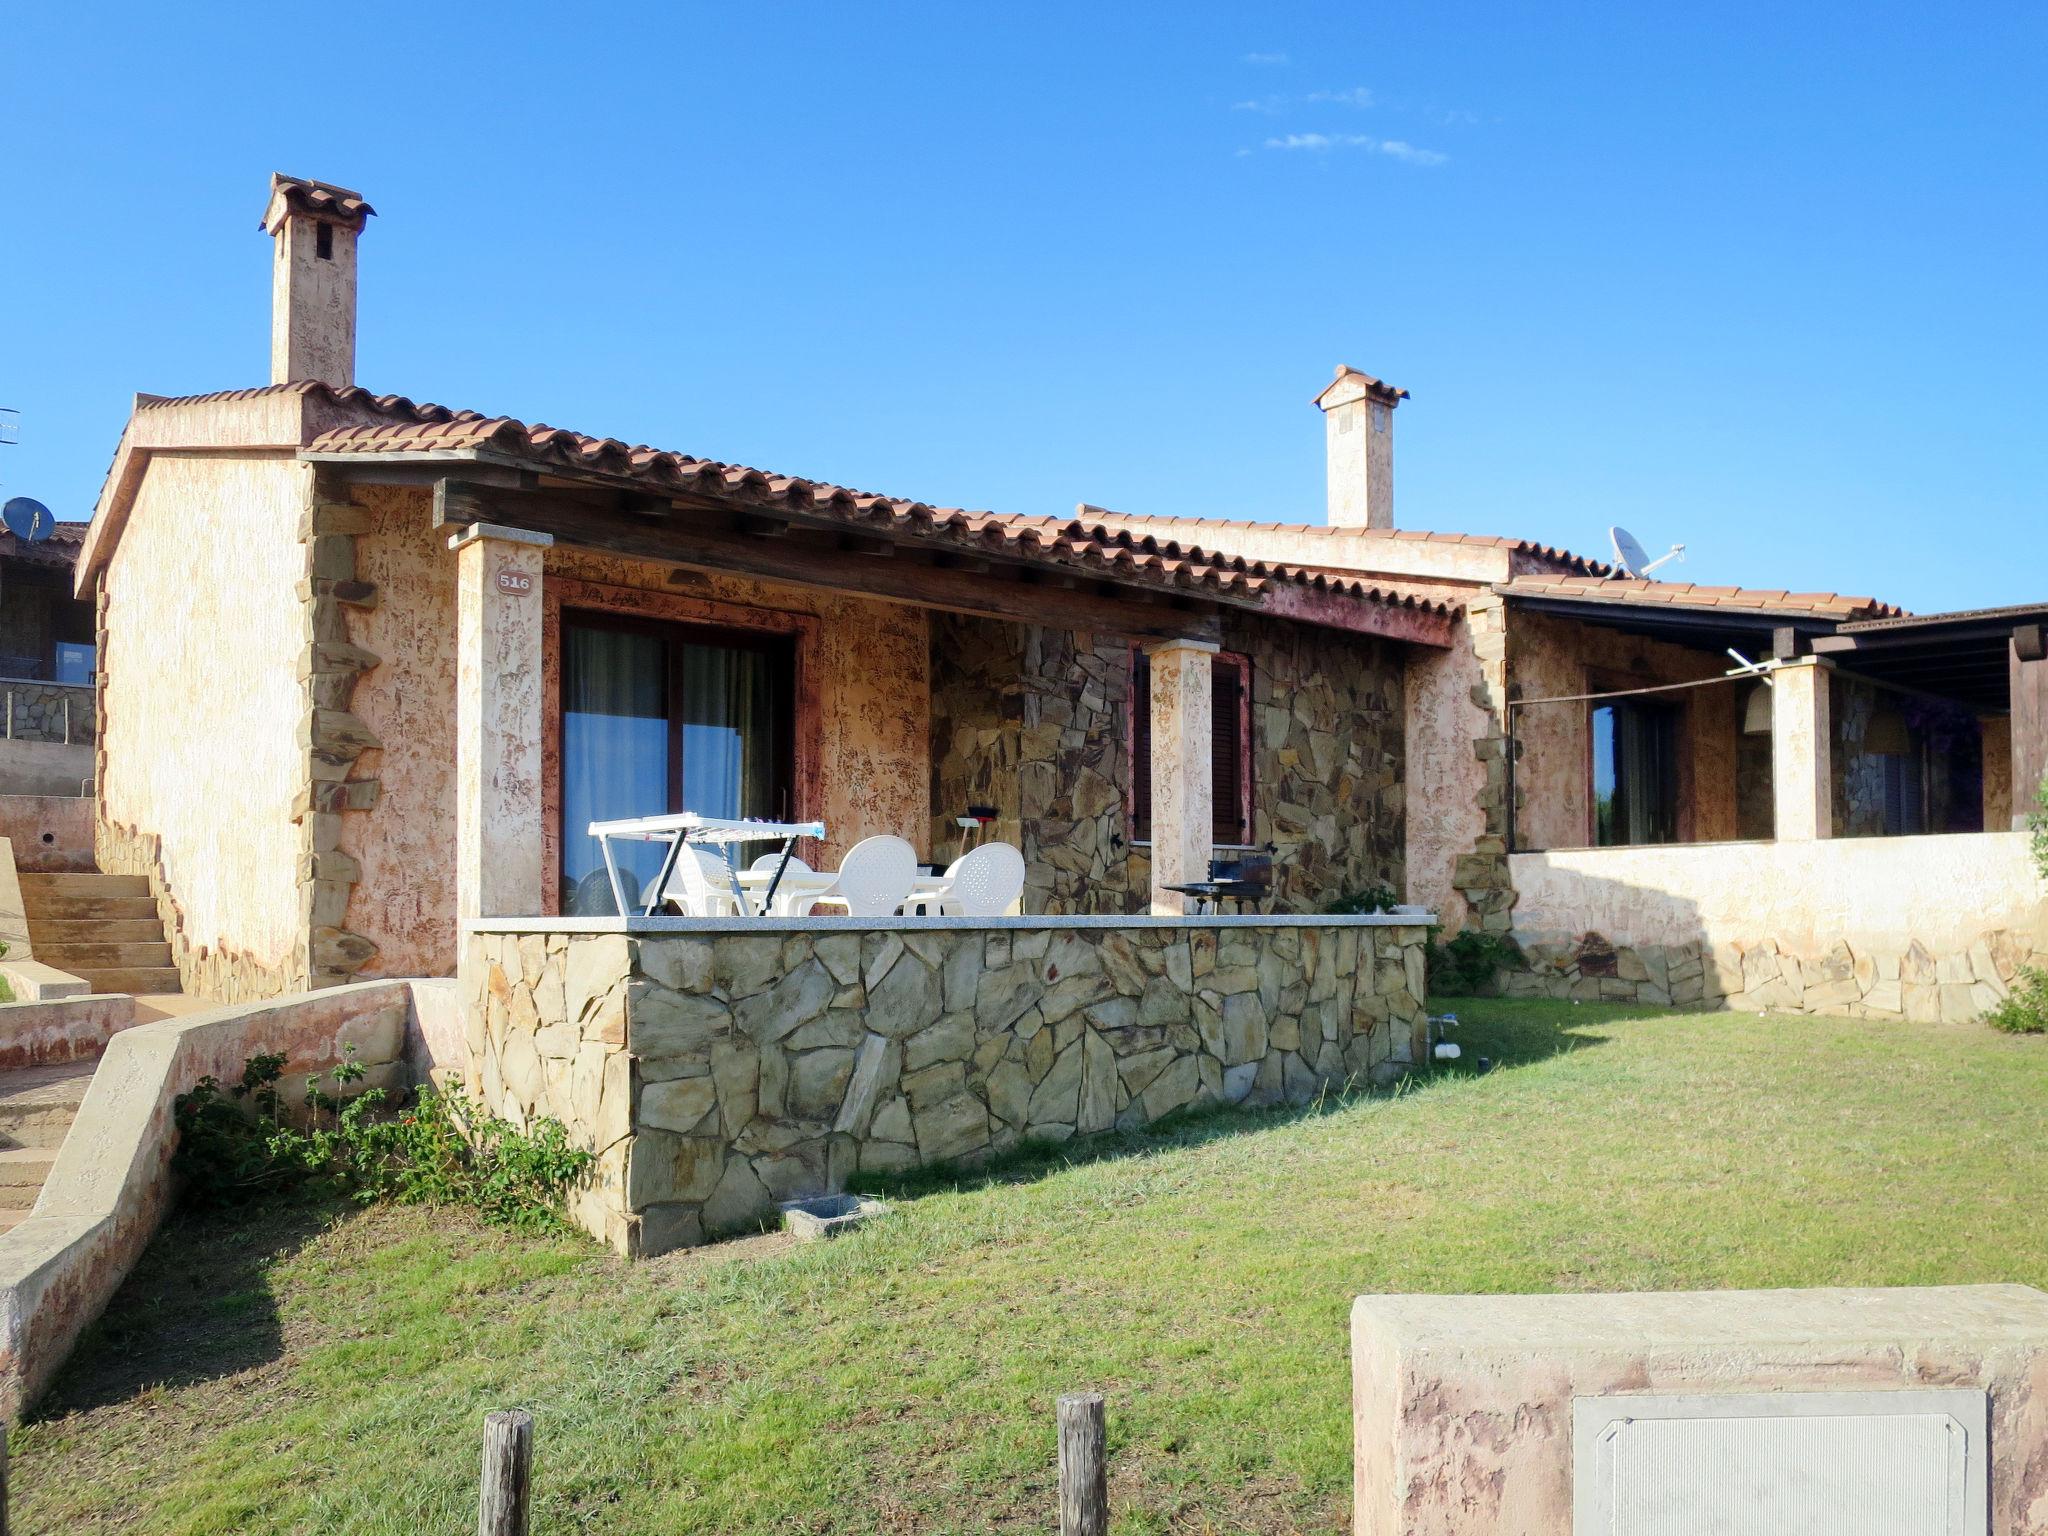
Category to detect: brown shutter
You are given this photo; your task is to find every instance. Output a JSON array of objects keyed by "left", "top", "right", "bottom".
[
  {"left": 1131, "top": 653, "right": 1151, "bottom": 840},
  {"left": 1212, "top": 661, "right": 1244, "bottom": 844}
]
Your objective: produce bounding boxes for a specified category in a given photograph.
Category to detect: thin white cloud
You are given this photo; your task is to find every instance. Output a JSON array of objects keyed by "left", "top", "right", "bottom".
[
  {"left": 1261, "top": 132, "right": 1447, "bottom": 165},
  {"left": 1379, "top": 139, "right": 1448, "bottom": 166},
  {"left": 1230, "top": 96, "right": 1285, "bottom": 112},
  {"left": 1307, "top": 87, "right": 1375, "bottom": 108},
  {"left": 1243, "top": 51, "right": 1289, "bottom": 65}
]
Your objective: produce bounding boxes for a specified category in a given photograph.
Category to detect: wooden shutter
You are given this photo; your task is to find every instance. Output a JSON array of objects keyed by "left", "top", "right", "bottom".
[
  {"left": 1212, "top": 661, "right": 1245, "bottom": 844},
  {"left": 1131, "top": 654, "right": 1151, "bottom": 840}
]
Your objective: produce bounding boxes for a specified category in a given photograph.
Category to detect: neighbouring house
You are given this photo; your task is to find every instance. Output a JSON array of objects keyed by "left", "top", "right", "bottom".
[
  {"left": 0, "top": 519, "right": 96, "bottom": 797},
  {"left": 1077, "top": 400, "right": 2048, "bottom": 1017}
]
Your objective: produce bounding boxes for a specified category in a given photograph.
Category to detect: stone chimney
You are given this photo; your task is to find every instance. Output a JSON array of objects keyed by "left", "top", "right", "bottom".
[
  {"left": 1313, "top": 365, "right": 1407, "bottom": 529},
  {"left": 260, "top": 173, "right": 375, "bottom": 388}
]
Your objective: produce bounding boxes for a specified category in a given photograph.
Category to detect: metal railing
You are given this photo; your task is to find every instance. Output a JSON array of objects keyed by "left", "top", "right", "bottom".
[{"left": 0, "top": 679, "right": 95, "bottom": 746}]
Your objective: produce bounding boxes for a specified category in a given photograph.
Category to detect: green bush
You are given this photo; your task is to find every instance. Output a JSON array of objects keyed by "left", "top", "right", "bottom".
[
  {"left": 1980, "top": 782, "right": 2048, "bottom": 1034},
  {"left": 172, "top": 1050, "right": 592, "bottom": 1233},
  {"left": 1985, "top": 967, "right": 2048, "bottom": 1035},
  {"left": 1324, "top": 883, "right": 1399, "bottom": 915},
  {"left": 1426, "top": 928, "right": 1520, "bottom": 995}
]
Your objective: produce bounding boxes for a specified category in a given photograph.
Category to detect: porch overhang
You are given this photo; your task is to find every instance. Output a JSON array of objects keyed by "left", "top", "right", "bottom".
[
  {"left": 302, "top": 450, "right": 1455, "bottom": 648},
  {"left": 1811, "top": 604, "right": 2048, "bottom": 713},
  {"left": 1501, "top": 591, "right": 1841, "bottom": 656}
]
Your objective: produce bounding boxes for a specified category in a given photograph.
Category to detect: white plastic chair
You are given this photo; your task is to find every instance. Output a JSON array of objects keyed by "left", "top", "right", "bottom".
[
  {"left": 809, "top": 835, "right": 919, "bottom": 918},
  {"left": 749, "top": 852, "right": 822, "bottom": 917},
  {"left": 930, "top": 842, "right": 1026, "bottom": 917},
  {"left": 659, "top": 846, "right": 746, "bottom": 917}
]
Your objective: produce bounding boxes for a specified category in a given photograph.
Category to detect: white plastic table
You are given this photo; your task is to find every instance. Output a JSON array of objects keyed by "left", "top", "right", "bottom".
[{"left": 585, "top": 813, "right": 827, "bottom": 917}]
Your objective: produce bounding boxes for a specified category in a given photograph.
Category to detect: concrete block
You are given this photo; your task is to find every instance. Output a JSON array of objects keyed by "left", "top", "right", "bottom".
[{"left": 1352, "top": 1284, "right": 2048, "bottom": 1536}]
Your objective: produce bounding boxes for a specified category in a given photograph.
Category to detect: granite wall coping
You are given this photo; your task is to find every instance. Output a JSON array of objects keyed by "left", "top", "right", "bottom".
[{"left": 466, "top": 913, "right": 1438, "bottom": 937}]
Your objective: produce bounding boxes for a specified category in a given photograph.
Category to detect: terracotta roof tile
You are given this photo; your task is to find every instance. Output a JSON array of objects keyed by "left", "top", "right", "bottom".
[
  {"left": 1501, "top": 574, "right": 1903, "bottom": 621},
  {"left": 260, "top": 173, "right": 374, "bottom": 231},
  {"left": 1059, "top": 508, "right": 1612, "bottom": 577},
  {"left": 131, "top": 383, "right": 1455, "bottom": 627}
]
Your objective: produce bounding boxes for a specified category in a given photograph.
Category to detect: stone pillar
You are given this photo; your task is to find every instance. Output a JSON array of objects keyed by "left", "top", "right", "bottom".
[
  {"left": 1981, "top": 715, "right": 2012, "bottom": 832},
  {"left": 1771, "top": 658, "right": 1833, "bottom": 842},
  {"left": 1144, "top": 638, "right": 1215, "bottom": 915},
  {"left": 453, "top": 523, "right": 552, "bottom": 920},
  {"left": 2011, "top": 627, "right": 2048, "bottom": 830}
]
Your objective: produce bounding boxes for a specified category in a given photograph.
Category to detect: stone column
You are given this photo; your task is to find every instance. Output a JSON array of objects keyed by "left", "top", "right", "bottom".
[
  {"left": 2012, "top": 627, "right": 2048, "bottom": 830},
  {"left": 453, "top": 523, "right": 552, "bottom": 920},
  {"left": 1771, "top": 658, "right": 1833, "bottom": 842},
  {"left": 1144, "top": 638, "right": 1216, "bottom": 916}
]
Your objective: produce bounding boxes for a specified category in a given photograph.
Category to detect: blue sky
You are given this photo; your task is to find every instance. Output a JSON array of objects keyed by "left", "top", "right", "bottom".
[{"left": 4, "top": 2, "right": 2043, "bottom": 613}]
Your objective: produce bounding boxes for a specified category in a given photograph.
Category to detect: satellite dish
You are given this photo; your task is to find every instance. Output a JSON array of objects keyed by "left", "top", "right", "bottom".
[
  {"left": 2, "top": 497, "right": 55, "bottom": 543},
  {"left": 1608, "top": 524, "right": 1686, "bottom": 580}
]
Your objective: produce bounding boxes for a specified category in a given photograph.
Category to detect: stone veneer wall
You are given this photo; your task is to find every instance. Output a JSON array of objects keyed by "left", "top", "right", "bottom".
[
  {"left": 928, "top": 613, "right": 1405, "bottom": 915},
  {"left": 465, "top": 917, "right": 1429, "bottom": 1256}
]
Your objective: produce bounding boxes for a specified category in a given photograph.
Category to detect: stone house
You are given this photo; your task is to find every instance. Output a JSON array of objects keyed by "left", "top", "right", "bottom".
[
  {"left": 72, "top": 177, "right": 1451, "bottom": 1003},
  {"left": 53, "top": 173, "right": 2048, "bottom": 1249}
]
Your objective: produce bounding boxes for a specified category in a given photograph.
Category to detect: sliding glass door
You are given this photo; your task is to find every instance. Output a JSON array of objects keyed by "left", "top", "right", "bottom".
[{"left": 560, "top": 613, "right": 794, "bottom": 915}]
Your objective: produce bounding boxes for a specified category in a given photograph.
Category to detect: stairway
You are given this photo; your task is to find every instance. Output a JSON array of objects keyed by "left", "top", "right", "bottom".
[
  {"left": 17, "top": 871, "right": 183, "bottom": 998},
  {"left": 0, "top": 1058, "right": 96, "bottom": 1233}
]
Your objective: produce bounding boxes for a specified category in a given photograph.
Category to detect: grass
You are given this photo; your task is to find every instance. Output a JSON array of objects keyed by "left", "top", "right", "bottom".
[{"left": 16, "top": 999, "right": 2048, "bottom": 1534}]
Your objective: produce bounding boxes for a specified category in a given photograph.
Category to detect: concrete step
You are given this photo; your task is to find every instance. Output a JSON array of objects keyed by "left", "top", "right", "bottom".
[
  {"left": 0, "top": 1059, "right": 98, "bottom": 1149},
  {"left": 33, "top": 940, "right": 173, "bottom": 970},
  {"left": 19, "top": 893, "right": 160, "bottom": 923},
  {"left": 0, "top": 1147, "right": 58, "bottom": 1192},
  {"left": 26, "top": 917, "right": 165, "bottom": 944},
  {"left": 68, "top": 966, "right": 182, "bottom": 996},
  {"left": 18, "top": 873, "right": 150, "bottom": 899}
]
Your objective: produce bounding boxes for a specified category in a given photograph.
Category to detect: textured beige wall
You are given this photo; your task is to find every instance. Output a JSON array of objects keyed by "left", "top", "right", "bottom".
[
  {"left": 341, "top": 487, "right": 459, "bottom": 978},
  {"left": 1403, "top": 615, "right": 1489, "bottom": 928},
  {"left": 100, "top": 456, "right": 310, "bottom": 976}
]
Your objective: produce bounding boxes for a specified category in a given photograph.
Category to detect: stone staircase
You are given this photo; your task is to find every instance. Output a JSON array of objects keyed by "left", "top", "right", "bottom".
[
  {"left": 18, "top": 870, "right": 183, "bottom": 998},
  {"left": 0, "top": 1058, "right": 96, "bottom": 1233}
]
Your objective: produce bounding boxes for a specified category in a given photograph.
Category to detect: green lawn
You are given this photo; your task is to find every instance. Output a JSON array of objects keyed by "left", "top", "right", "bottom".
[{"left": 18, "top": 1001, "right": 2048, "bottom": 1534}]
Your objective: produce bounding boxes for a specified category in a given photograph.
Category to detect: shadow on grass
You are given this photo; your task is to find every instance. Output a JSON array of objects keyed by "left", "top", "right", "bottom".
[
  {"left": 850, "top": 996, "right": 1617, "bottom": 1207},
  {"left": 30, "top": 1196, "right": 345, "bottom": 1421}
]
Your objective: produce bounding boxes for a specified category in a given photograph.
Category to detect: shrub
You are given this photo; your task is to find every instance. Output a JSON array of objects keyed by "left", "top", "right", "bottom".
[
  {"left": 1426, "top": 928, "right": 1520, "bottom": 995},
  {"left": 1985, "top": 967, "right": 2048, "bottom": 1035},
  {"left": 1325, "top": 883, "right": 1399, "bottom": 915},
  {"left": 1981, "top": 782, "right": 2048, "bottom": 1034},
  {"left": 172, "top": 1050, "right": 592, "bottom": 1232}
]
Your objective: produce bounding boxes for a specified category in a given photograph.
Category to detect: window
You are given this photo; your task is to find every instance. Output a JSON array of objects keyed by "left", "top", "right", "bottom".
[
  {"left": 315, "top": 222, "right": 334, "bottom": 261},
  {"left": 559, "top": 613, "right": 794, "bottom": 914},
  {"left": 1592, "top": 699, "right": 1678, "bottom": 846},
  {"left": 1130, "top": 650, "right": 1251, "bottom": 846}
]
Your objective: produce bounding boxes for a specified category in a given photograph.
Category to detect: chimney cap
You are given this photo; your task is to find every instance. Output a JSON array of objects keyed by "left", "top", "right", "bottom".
[
  {"left": 1313, "top": 364, "right": 1408, "bottom": 410},
  {"left": 261, "top": 172, "right": 376, "bottom": 235}
]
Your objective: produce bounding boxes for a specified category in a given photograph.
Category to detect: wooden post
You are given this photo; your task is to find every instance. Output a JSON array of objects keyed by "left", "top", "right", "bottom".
[
  {"left": 1057, "top": 1391, "right": 1107, "bottom": 1536},
  {"left": 477, "top": 1409, "right": 533, "bottom": 1536}
]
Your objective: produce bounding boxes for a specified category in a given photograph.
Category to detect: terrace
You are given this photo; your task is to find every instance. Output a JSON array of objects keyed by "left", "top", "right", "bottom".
[{"left": 350, "top": 449, "right": 1460, "bottom": 1254}]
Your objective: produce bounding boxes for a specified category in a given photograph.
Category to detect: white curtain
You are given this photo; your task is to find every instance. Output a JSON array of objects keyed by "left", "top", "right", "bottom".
[{"left": 562, "top": 625, "right": 668, "bottom": 915}]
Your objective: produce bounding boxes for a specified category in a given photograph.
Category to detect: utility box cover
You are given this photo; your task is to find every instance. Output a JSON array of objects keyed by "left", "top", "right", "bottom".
[{"left": 1573, "top": 1389, "right": 1987, "bottom": 1536}]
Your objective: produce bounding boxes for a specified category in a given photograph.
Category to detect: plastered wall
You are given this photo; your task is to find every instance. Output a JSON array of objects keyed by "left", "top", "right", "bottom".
[{"left": 98, "top": 456, "right": 312, "bottom": 988}]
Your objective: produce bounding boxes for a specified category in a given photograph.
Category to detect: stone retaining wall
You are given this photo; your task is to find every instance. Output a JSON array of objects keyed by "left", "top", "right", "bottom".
[
  {"left": 1502, "top": 835, "right": 2046, "bottom": 1018},
  {"left": 465, "top": 917, "right": 1430, "bottom": 1256}
]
